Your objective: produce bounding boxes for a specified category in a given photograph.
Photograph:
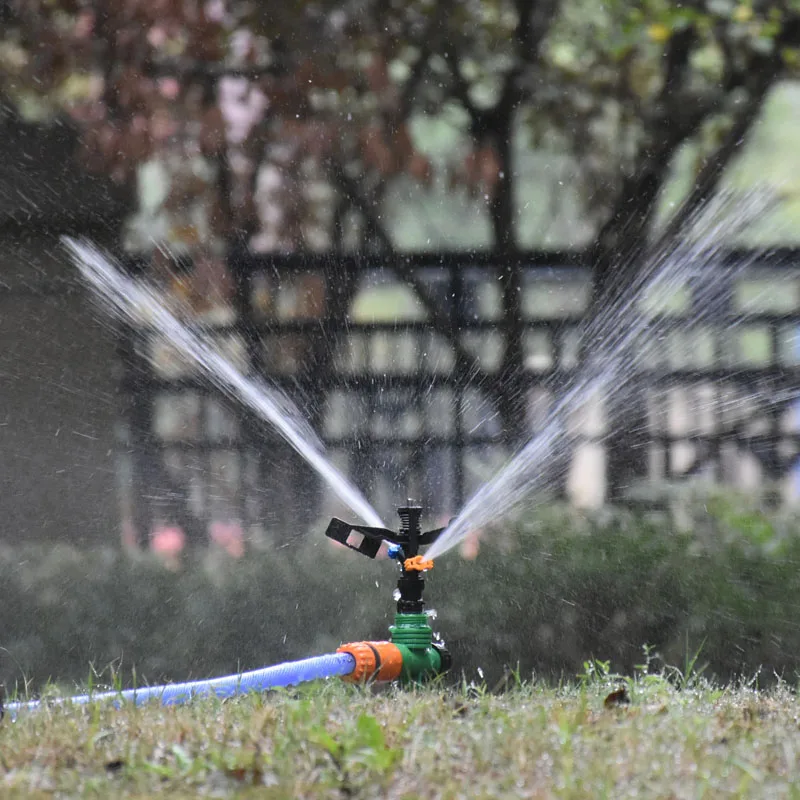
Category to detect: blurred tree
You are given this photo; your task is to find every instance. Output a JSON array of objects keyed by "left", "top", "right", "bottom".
[{"left": 2, "top": 0, "right": 799, "bottom": 498}]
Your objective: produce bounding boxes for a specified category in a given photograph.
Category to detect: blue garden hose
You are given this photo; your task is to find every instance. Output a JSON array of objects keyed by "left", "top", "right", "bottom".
[{"left": 4, "top": 652, "right": 356, "bottom": 718}]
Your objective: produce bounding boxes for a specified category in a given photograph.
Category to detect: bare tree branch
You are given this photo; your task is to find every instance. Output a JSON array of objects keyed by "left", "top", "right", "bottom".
[
  {"left": 653, "top": 63, "right": 778, "bottom": 250},
  {"left": 648, "top": 7, "right": 800, "bottom": 253},
  {"left": 647, "top": 14, "right": 800, "bottom": 252},
  {"left": 395, "top": 5, "right": 445, "bottom": 120},
  {"left": 495, "top": 0, "right": 558, "bottom": 117},
  {"left": 441, "top": 48, "right": 488, "bottom": 135},
  {"left": 329, "top": 163, "right": 491, "bottom": 384},
  {"left": 590, "top": 23, "right": 710, "bottom": 301}
]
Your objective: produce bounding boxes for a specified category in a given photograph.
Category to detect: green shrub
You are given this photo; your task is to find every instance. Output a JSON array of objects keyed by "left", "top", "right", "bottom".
[{"left": 4, "top": 493, "right": 800, "bottom": 693}]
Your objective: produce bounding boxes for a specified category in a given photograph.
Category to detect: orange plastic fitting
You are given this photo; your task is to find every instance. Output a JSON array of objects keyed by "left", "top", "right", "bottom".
[
  {"left": 403, "top": 555, "right": 434, "bottom": 572},
  {"left": 337, "top": 641, "right": 403, "bottom": 683}
]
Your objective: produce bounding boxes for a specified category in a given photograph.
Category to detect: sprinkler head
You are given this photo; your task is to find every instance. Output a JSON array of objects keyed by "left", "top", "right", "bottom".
[{"left": 324, "top": 503, "right": 445, "bottom": 613}]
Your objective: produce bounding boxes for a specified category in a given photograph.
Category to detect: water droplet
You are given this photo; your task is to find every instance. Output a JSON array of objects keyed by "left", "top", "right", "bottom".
[
  {"left": 477, "top": 667, "right": 484, "bottom": 680},
  {"left": 392, "top": 588, "right": 401, "bottom": 601}
]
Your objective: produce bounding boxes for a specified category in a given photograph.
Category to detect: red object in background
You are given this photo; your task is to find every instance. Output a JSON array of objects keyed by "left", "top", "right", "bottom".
[
  {"left": 150, "top": 524, "right": 186, "bottom": 569},
  {"left": 209, "top": 520, "right": 245, "bottom": 558},
  {"left": 460, "top": 531, "right": 481, "bottom": 561},
  {"left": 148, "top": 521, "right": 245, "bottom": 561}
]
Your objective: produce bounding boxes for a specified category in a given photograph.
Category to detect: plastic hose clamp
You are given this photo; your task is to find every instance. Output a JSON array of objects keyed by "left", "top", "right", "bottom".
[{"left": 337, "top": 641, "right": 403, "bottom": 683}]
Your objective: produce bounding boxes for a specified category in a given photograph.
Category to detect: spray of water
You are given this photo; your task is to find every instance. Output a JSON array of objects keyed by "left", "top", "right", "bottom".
[
  {"left": 427, "top": 189, "right": 777, "bottom": 560},
  {"left": 63, "top": 237, "right": 386, "bottom": 529}
]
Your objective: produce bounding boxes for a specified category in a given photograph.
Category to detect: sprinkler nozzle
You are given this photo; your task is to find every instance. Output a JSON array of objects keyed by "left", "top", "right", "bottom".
[
  {"left": 324, "top": 504, "right": 446, "bottom": 613},
  {"left": 386, "top": 544, "right": 403, "bottom": 560},
  {"left": 404, "top": 555, "right": 434, "bottom": 572}
]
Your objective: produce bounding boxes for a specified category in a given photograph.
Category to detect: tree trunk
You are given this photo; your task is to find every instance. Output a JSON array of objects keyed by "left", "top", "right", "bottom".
[
  {"left": 589, "top": 181, "right": 661, "bottom": 502},
  {"left": 490, "top": 122, "right": 528, "bottom": 447}
]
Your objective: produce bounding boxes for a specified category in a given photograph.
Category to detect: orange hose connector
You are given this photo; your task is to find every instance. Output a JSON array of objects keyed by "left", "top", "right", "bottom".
[
  {"left": 403, "top": 555, "right": 434, "bottom": 572},
  {"left": 337, "top": 641, "right": 403, "bottom": 683}
]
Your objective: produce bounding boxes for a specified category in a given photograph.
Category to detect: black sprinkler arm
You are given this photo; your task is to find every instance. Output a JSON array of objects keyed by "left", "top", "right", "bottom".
[{"left": 324, "top": 505, "right": 445, "bottom": 560}]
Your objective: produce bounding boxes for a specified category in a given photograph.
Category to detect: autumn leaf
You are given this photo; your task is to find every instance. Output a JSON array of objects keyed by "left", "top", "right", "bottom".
[
  {"left": 647, "top": 23, "right": 671, "bottom": 43},
  {"left": 604, "top": 687, "right": 631, "bottom": 708}
]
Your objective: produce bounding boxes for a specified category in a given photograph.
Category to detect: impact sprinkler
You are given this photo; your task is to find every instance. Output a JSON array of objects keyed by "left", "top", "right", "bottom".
[{"left": 326, "top": 503, "right": 452, "bottom": 685}]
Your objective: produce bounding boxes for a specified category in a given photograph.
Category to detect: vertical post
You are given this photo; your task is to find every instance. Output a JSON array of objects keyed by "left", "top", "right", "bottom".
[
  {"left": 452, "top": 259, "right": 465, "bottom": 510},
  {"left": 116, "top": 322, "right": 153, "bottom": 547},
  {"left": 793, "top": 298, "right": 800, "bottom": 500},
  {"left": 765, "top": 317, "right": 782, "bottom": 507},
  {"left": 712, "top": 260, "right": 735, "bottom": 483},
  {"left": 228, "top": 239, "right": 261, "bottom": 535}
]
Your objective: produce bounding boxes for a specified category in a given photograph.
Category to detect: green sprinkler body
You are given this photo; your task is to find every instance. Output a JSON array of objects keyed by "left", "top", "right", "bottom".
[{"left": 325, "top": 504, "right": 451, "bottom": 685}]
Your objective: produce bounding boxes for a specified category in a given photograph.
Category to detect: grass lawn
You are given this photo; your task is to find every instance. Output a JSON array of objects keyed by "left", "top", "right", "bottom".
[{"left": 2, "top": 672, "right": 800, "bottom": 798}]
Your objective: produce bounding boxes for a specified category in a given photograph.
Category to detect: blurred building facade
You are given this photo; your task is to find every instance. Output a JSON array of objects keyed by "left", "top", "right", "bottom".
[
  {"left": 0, "top": 110, "right": 129, "bottom": 544},
  {"left": 3, "top": 111, "right": 800, "bottom": 549}
]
